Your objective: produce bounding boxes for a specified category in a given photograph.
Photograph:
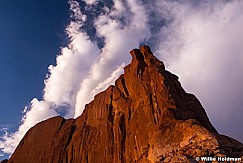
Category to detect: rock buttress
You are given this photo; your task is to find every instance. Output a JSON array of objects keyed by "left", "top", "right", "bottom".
[{"left": 9, "top": 46, "right": 243, "bottom": 163}]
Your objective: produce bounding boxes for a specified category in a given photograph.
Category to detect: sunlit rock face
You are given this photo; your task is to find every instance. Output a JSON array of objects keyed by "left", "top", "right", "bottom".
[{"left": 8, "top": 46, "right": 243, "bottom": 163}]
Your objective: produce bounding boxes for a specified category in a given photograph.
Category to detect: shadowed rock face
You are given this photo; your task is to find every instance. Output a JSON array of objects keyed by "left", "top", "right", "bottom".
[{"left": 7, "top": 46, "right": 243, "bottom": 163}]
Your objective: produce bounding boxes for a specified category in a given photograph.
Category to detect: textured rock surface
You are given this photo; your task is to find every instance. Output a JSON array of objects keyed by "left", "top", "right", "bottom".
[{"left": 8, "top": 46, "right": 243, "bottom": 163}]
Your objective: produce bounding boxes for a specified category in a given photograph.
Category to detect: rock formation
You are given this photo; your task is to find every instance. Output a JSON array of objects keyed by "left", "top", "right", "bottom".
[{"left": 6, "top": 46, "right": 243, "bottom": 162}]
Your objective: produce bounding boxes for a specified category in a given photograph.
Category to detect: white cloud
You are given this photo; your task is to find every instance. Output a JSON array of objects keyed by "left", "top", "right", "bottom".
[
  {"left": 0, "top": 99, "right": 57, "bottom": 154},
  {"left": 74, "top": 0, "right": 150, "bottom": 117},
  {"left": 83, "top": 0, "right": 97, "bottom": 5},
  {"left": 1, "top": 0, "right": 243, "bottom": 157},
  {"left": 43, "top": 0, "right": 99, "bottom": 117},
  {"left": 68, "top": 0, "right": 86, "bottom": 22},
  {"left": 91, "top": 63, "right": 125, "bottom": 96},
  {"left": 0, "top": 0, "right": 99, "bottom": 155},
  {"left": 153, "top": 0, "right": 243, "bottom": 141}
]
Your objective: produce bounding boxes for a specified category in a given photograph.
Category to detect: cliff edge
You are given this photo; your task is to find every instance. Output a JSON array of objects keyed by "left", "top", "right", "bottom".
[{"left": 7, "top": 46, "right": 243, "bottom": 163}]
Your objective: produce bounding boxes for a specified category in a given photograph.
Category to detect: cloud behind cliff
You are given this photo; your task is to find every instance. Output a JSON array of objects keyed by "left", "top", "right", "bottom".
[
  {"left": 1, "top": 0, "right": 243, "bottom": 157},
  {"left": 152, "top": 0, "right": 243, "bottom": 142}
]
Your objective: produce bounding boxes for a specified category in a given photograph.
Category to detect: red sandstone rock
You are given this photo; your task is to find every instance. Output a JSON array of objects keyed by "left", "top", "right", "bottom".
[{"left": 7, "top": 46, "right": 243, "bottom": 163}]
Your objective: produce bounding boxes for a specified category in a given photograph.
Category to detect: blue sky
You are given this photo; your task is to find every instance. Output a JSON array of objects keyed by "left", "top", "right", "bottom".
[
  {"left": 1, "top": 0, "right": 243, "bottom": 160},
  {"left": 0, "top": 1, "right": 69, "bottom": 159},
  {"left": 0, "top": 0, "right": 68, "bottom": 127}
]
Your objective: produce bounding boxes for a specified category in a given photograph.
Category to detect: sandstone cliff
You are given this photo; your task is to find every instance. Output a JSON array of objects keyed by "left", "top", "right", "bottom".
[{"left": 7, "top": 46, "right": 243, "bottom": 163}]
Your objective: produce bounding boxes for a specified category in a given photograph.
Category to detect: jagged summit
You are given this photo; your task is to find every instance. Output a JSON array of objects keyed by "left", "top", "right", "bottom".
[{"left": 7, "top": 46, "right": 243, "bottom": 163}]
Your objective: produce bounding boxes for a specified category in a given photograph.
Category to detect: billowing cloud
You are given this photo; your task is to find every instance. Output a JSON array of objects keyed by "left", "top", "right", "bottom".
[
  {"left": 74, "top": 0, "right": 150, "bottom": 117},
  {"left": 0, "top": 0, "right": 150, "bottom": 155},
  {"left": 0, "top": 99, "right": 57, "bottom": 154},
  {"left": 1, "top": 0, "right": 243, "bottom": 158},
  {"left": 83, "top": 0, "right": 97, "bottom": 5},
  {"left": 152, "top": 0, "right": 243, "bottom": 142},
  {"left": 0, "top": 0, "right": 97, "bottom": 155}
]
